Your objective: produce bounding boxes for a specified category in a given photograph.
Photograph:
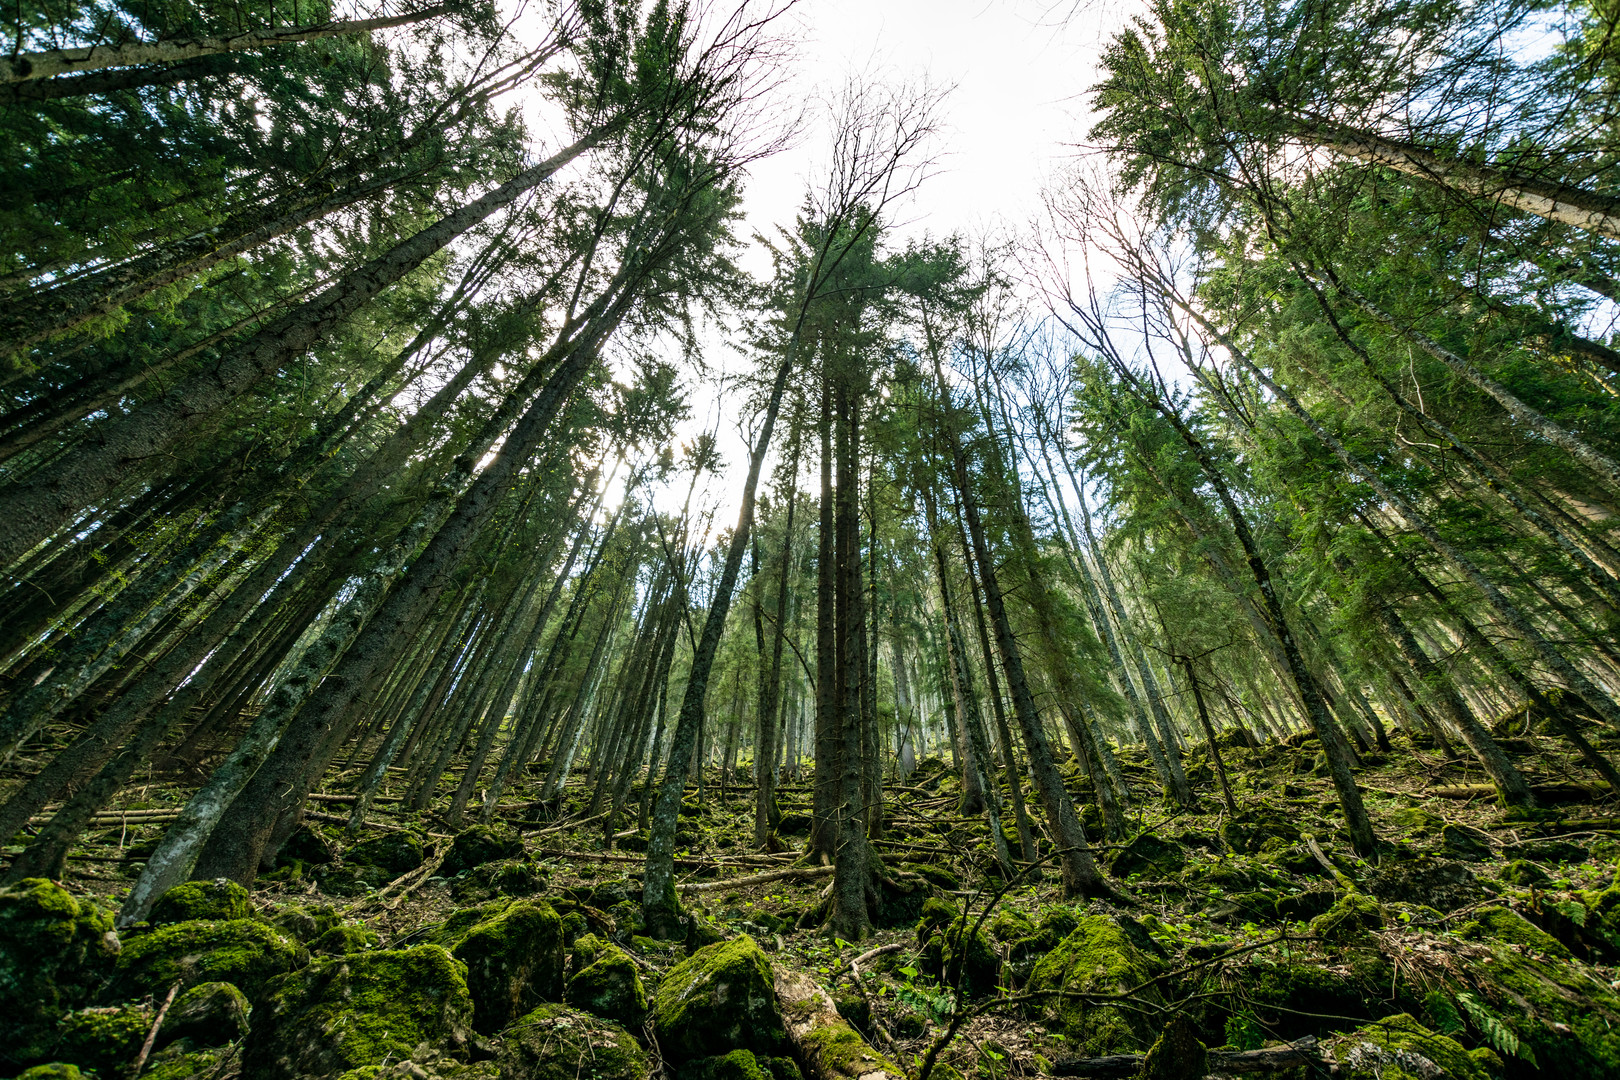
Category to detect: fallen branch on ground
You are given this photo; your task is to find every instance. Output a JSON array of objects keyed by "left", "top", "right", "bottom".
[
  {"left": 1049, "top": 1037, "right": 1320, "bottom": 1076},
  {"left": 774, "top": 962, "right": 905, "bottom": 1080},
  {"left": 677, "top": 864, "right": 833, "bottom": 893}
]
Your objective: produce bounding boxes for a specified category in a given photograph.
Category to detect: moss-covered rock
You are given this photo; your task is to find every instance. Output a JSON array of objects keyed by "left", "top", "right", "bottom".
[
  {"left": 149, "top": 879, "right": 253, "bottom": 926},
  {"left": 1310, "top": 894, "right": 1385, "bottom": 943},
  {"left": 918, "top": 916, "right": 1000, "bottom": 998},
  {"left": 268, "top": 902, "right": 342, "bottom": 943},
  {"left": 0, "top": 878, "right": 120, "bottom": 1066},
  {"left": 440, "top": 825, "right": 522, "bottom": 877},
  {"left": 687, "top": 1048, "right": 802, "bottom": 1080},
  {"left": 652, "top": 935, "right": 785, "bottom": 1061},
  {"left": 15, "top": 1064, "right": 86, "bottom": 1080},
  {"left": 310, "top": 922, "right": 381, "bottom": 956},
  {"left": 684, "top": 1048, "right": 767, "bottom": 1080},
  {"left": 1331, "top": 1013, "right": 1490, "bottom": 1080},
  {"left": 333, "top": 1051, "right": 500, "bottom": 1080},
  {"left": 985, "top": 907, "right": 1036, "bottom": 944},
  {"left": 345, "top": 833, "right": 425, "bottom": 876},
  {"left": 1388, "top": 808, "right": 1444, "bottom": 835},
  {"left": 1367, "top": 857, "right": 1486, "bottom": 912},
  {"left": 53, "top": 1003, "right": 152, "bottom": 1076},
  {"left": 1440, "top": 824, "right": 1492, "bottom": 861},
  {"left": 492, "top": 860, "right": 545, "bottom": 897},
  {"left": 109, "top": 918, "right": 306, "bottom": 1001},
  {"left": 428, "top": 900, "right": 563, "bottom": 1034},
  {"left": 1024, "top": 916, "right": 1163, "bottom": 1054},
  {"left": 241, "top": 944, "right": 474, "bottom": 1080},
  {"left": 499, "top": 1003, "right": 646, "bottom": 1080},
  {"left": 158, "top": 980, "right": 251, "bottom": 1049},
  {"left": 1234, "top": 957, "right": 1388, "bottom": 1035},
  {"left": 280, "top": 824, "right": 336, "bottom": 867},
  {"left": 1137, "top": 1016, "right": 1206, "bottom": 1080},
  {"left": 1221, "top": 808, "right": 1300, "bottom": 855},
  {"left": 1450, "top": 940, "right": 1620, "bottom": 1078},
  {"left": 566, "top": 940, "right": 647, "bottom": 1029},
  {"left": 1108, "top": 833, "right": 1185, "bottom": 879},
  {"left": 1500, "top": 859, "right": 1552, "bottom": 887},
  {"left": 143, "top": 1046, "right": 229, "bottom": 1080},
  {"left": 1460, "top": 905, "right": 1571, "bottom": 958}
]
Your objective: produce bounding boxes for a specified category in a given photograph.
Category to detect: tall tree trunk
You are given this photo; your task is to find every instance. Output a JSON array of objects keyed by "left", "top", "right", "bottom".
[
  {"left": 0, "top": 6, "right": 454, "bottom": 82},
  {"left": 0, "top": 132, "right": 604, "bottom": 568}
]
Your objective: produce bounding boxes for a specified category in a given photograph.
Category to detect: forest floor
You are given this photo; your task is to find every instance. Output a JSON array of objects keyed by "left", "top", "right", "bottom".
[{"left": 7, "top": 716, "right": 1620, "bottom": 1080}]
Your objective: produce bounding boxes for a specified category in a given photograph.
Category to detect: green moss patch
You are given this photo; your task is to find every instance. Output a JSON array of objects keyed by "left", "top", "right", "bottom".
[
  {"left": 109, "top": 918, "right": 305, "bottom": 1001},
  {"left": 240, "top": 944, "right": 474, "bottom": 1080},
  {"left": 1024, "top": 915, "right": 1163, "bottom": 1054},
  {"left": 499, "top": 1003, "right": 646, "bottom": 1080},
  {"left": 652, "top": 935, "right": 785, "bottom": 1061},
  {"left": 440, "top": 825, "right": 522, "bottom": 877},
  {"left": 159, "top": 980, "right": 250, "bottom": 1048},
  {"left": 567, "top": 939, "right": 647, "bottom": 1028},
  {"left": 428, "top": 899, "right": 563, "bottom": 1033},
  {"left": 149, "top": 879, "right": 253, "bottom": 925},
  {"left": 0, "top": 878, "right": 120, "bottom": 1067}
]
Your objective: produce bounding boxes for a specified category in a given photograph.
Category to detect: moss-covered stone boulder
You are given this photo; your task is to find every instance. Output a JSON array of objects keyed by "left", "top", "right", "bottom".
[
  {"left": 109, "top": 918, "right": 306, "bottom": 1001},
  {"left": 1310, "top": 894, "right": 1385, "bottom": 943},
  {"left": 499, "top": 1003, "right": 646, "bottom": 1080},
  {"left": 425, "top": 900, "right": 563, "bottom": 1034},
  {"left": 1330, "top": 1013, "right": 1492, "bottom": 1080},
  {"left": 1108, "top": 833, "right": 1185, "bottom": 879},
  {"left": 150, "top": 879, "right": 253, "bottom": 926},
  {"left": 1388, "top": 808, "right": 1444, "bottom": 835},
  {"left": 52, "top": 1003, "right": 153, "bottom": 1075},
  {"left": 0, "top": 879, "right": 120, "bottom": 1066},
  {"left": 1500, "top": 859, "right": 1552, "bottom": 887},
  {"left": 1367, "top": 857, "right": 1485, "bottom": 911},
  {"left": 15, "top": 1064, "right": 86, "bottom": 1080},
  {"left": 280, "top": 824, "right": 336, "bottom": 867},
  {"left": 1460, "top": 905, "right": 1571, "bottom": 958},
  {"left": 652, "top": 935, "right": 785, "bottom": 1061},
  {"left": 268, "top": 902, "right": 342, "bottom": 944},
  {"left": 158, "top": 980, "right": 251, "bottom": 1048},
  {"left": 1024, "top": 916, "right": 1164, "bottom": 1054},
  {"left": 1440, "top": 824, "right": 1492, "bottom": 861},
  {"left": 566, "top": 939, "right": 647, "bottom": 1029},
  {"left": 1231, "top": 957, "right": 1388, "bottom": 1035},
  {"left": 1450, "top": 940, "right": 1620, "bottom": 1077},
  {"left": 1220, "top": 809, "right": 1299, "bottom": 855},
  {"left": 917, "top": 915, "right": 1000, "bottom": 998},
  {"left": 1137, "top": 1016, "right": 1206, "bottom": 1080},
  {"left": 241, "top": 944, "right": 474, "bottom": 1080},
  {"left": 311, "top": 923, "right": 381, "bottom": 955},
  {"left": 683, "top": 1049, "right": 802, "bottom": 1080},
  {"left": 440, "top": 825, "right": 522, "bottom": 877},
  {"left": 143, "top": 1046, "right": 229, "bottom": 1080},
  {"left": 346, "top": 833, "right": 425, "bottom": 876}
]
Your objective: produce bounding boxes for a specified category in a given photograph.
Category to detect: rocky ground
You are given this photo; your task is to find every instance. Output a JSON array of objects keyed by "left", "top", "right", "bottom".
[{"left": 5, "top": 720, "right": 1620, "bottom": 1080}]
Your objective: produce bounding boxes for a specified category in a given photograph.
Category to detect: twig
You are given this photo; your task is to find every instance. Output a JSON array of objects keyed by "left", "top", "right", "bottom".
[{"left": 131, "top": 982, "right": 180, "bottom": 1076}]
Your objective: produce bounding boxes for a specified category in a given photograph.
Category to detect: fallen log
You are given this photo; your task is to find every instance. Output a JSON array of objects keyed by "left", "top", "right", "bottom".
[
  {"left": 1049, "top": 1036, "right": 1320, "bottom": 1077},
  {"left": 677, "top": 865, "right": 835, "bottom": 893},
  {"left": 773, "top": 963, "right": 905, "bottom": 1080},
  {"left": 1428, "top": 782, "right": 1605, "bottom": 801}
]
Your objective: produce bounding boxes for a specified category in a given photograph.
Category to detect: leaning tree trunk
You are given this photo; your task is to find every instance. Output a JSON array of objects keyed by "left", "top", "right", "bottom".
[
  {"left": 640, "top": 335, "right": 798, "bottom": 938},
  {"left": 0, "top": 6, "right": 453, "bottom": 82},
  {"left": 0, "top": 130, "right": 605, "bottom": 569},
  {"left": 1120, "top": 372, "right": 1379, "bottom": 855},
  {"left": 1310, "top": 126, "right": 1620, "bottom": 240}
]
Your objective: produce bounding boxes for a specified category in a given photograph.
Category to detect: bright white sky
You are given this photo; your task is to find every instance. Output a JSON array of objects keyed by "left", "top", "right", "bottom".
[
  {"left": 733, "top": 0, "right": 1123, "bottom": 272},
  {"left": 642, "top": 0, "right": 1135, "bottom": 524},
  {"left": 496, "top": 0, "right": 1139, "bottom": 521}
]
